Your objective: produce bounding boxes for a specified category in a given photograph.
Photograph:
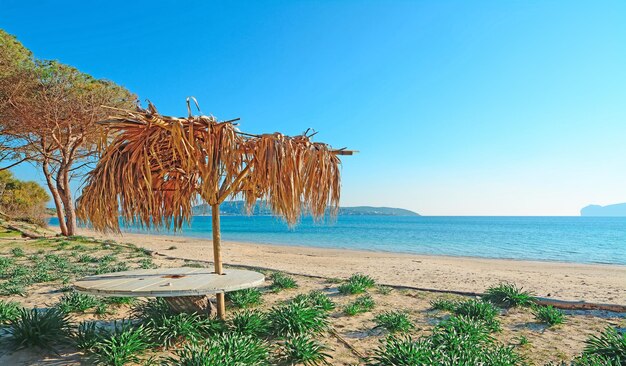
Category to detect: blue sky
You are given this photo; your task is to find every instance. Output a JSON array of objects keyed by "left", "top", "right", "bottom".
[{"left": 2, "top": 1, "right": 626, "bottom": 215}]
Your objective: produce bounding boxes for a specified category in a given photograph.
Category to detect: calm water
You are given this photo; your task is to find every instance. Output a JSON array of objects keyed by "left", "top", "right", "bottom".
[{"left": 51, "top": 216, "right": 626, "bottom": 265}]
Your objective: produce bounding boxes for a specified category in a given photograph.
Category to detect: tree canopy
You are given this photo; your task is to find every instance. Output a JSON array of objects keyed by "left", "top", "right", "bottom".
[{"left": 0, "top": 170, "right": 50, "bottom": 226}]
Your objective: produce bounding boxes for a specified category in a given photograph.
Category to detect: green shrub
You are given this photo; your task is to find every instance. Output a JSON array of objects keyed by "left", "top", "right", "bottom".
[
  {"left": 57, "top": 292, "right": 101, "bottom": 313},
  {"left": 280, "top": 334, "right": 333, "bottom": 366},
  {"left": 165, "top": 334, "right": 269, "bottom": 366},
  {"left": 147, "top": 312, "right": 214, "bottom": 348},
  {"left": 74, "top": 321, "right": 107, "bottom": 352},
  {"left": 0, "top": 300, "right": 22, "bottom": 324},
  {"left": 227, "top": 288, "right": 263, "bottom": 308},
  {"left": 433, "top": 315, "right": 494, "bottom": 346},
  {"left": 270, "top": 272, "right": 298, "bottom": 292},
  {"left": 0, "top": 280, "right": 27, "bottom": 296},
  {"left": 579, "top": 327, "right": 626, "bottom": 362},
  {"left": 11, "top": 247, "right": 25, "bottom": 257},
  {"left": 367, "top": 336, "right": 435, "bottom": 365},
  {"left": 7, "top": 308, "right": 71, "bottom": 351},
  {"left": 78, "top": 254, "right": 99, "bottom": 263},
  {"left": 374, "top": 311, "right": 414, "bottom": 333},
  {"left": 90, "top": 322, "right": 152, "bottom": 366},
  {"left": 483, "top": 283, "right": 534, "bottom": 308},
  {"left": 338, "top": 273, "right": 376, "bottom": 295},
  {"left": 534, "top": 305, "right": 565, "bottom": 326},
  {"left": 453, "top": 299, "right": 500, "bottom": 332},
  {"left": 132, "top": 297, "right": 173, "bottom": 321},
  {"left": 105, "top": 297, "right": 137, "bottom": 305},
  {"left": 344, "top": 295, "right": 375, "bottom": 316},
  {"left": 377, "top": 285, "right": 392, "bottom": 295},
  {"left": 430, "top": 298, "right": 457, "bottom": 312},
  {"left": 230, "top": 309, "right": 270, "bottom": 337},
  {"left": 269, "top": 298, "right": 329, "bottom": 337},
  {"left": 138, "top": 258, "right": 157, "bottom": 269},
  {"left": 292, "top": 290, "right": 335, "bottom": 312}
]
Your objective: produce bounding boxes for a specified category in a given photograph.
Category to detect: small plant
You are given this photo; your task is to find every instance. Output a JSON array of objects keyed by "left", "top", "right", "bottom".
[
  {"left": 430, "top": 298, "right": 457, "bottom": 312},
  {"left": 579, "top": 327, "right": 626, "bottom": 363},
  {"left": 75, "top": 321, "right": 108, "bottom": 352},
  {"left": 165, "top": 333, "right": 269, "bottom": 366},
  {"left": 105, "top": 297, "right": 137, "bottom": 305},
  {"left": 138, "top": 258, "right": 157, "bottom": 269},
  {"left": 227, "top": 288, "right": 263, "bottom": 308},
  {"left": 230, "top": 309, "right": 270, "bottom": 337},
  {"left": 133, "top": 298, "right": 173, "bottom": 321},
  {"left": 270, "top": 272, "right": 298, "bottom": 292},
  {"left": 516, "top": 335, "right": 529, "bottom": 346},
  {"left": 147, "top": 312, "right": 212, "bottom": 348},
  {"left": 0, "top": 280, "right": 26, "bottom": 296},
  {"left": 57, "top": 291, "right": 101, "bottom": 313},
  {"left": 90, "top": 322, "right": 152, "bottom": 366},
  {"left": 100, "top": 254, "right": 117, "bottom": 263},
  {"left": 338, "top": 273, "right": 376, "bottom": 295},
  {"left": 292, "top": 290, "right": 335, "bottom": 312},
  {"left": 280, "top": 334, "right": 333, "bottom": 366},
  {"left": 325, "top": 277, "right": 342, "bottom": 284},
  {"left": 367, "top": 335, "right": 434, "bottom": 365},
  {"left": 0, "top": 300, "right": 22, "bottom": 324},
  {"left": 344, "top": 295, "right": 375, "bottom": 316},
  {"left": 377, "top": 285, "right": 392, "bottom": 295},
  {"left": 7, "top": 308, "right": 71, "bottom": 351},
  {"left": 79, "top": 254, "right": 99, "bottom": 263},
  {"left": 269, "top": 298, "right": 329, "bottom": 337},
  {"left": 374, "top": 311, "right": 414, "bottom": 333},
  {"left": 483, "top": 283, "right": 534, "bottom": 308},
  {"left": 452, "top": 299, "right": 500, "bottom": 332},
  {"left": 534, "top": 305, "right": 565, "bottom": 326},
  {"left": 11, "top": 247, "right": 25, "bottom": 257}
]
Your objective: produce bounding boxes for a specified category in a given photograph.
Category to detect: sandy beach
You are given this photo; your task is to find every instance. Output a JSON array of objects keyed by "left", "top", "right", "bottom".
[{"left": 70, "top": 227, "right": 626, "bottom": 305}]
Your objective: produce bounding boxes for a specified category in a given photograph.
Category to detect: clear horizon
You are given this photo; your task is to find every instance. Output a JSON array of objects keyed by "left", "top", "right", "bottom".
[{"left": 3, "top": 1, "right": 626, "bottom": 216}]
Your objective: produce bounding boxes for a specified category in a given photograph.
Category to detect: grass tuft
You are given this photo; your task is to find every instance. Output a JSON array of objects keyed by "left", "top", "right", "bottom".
[
  {"left": 230, "top": 309, "right": 270, "bottom": 337},
  {"left": 0, "top": 300, "right": 22, "bottom": 324},
  {"left": 7, "top": 308, "right": 71, "bottom": 352},
  {"left": 338, "top": 273, "right": 376, "bottom": 295},
  {"left": 164, "top": 333, "right": 269, "bottom": 366},
  {"left": 89, "top": 321, "right": 152, "bottom": 366},
  {"left": 374, "top": 311, "right": 414, "bottom": 333},
  {"left": 270, "top": 272, "right": 298, "bottom": 292},
  {"left": 534, "top": 305, "right": 565, "bottom": 326},
  {"left": 292, "top": 290, "right": 335, "bottom": 312},
  {"left": 483, "top": 283, "right": 534, "bottom": 308},
  {"left": 269, "top": 298, "right": 329, "bottom": 337},
  {"left": 57, "top": 291, "right": 101, "bottom": 313},
  {"left": 227, "top": 288, "right": 263, "bottom": 308},
  {"left": 344, "top": 294, "right": 375, "bottom": 316},
  {"left": 280, "top": 334, "right": 333, "bottom": 366},
  {"left": 452, "top": 299, "right": 500, "bottom": 332},
  {"left": 430, "top": 298, "right": 457, "bottom": 312},
  {"left": 147, "top": 312, "right": 217, "bottom": 348},
  {"left": 11, "top": 247, "right": 25, "bottom": 257},
  {"left": 578, "top": 327, "right": 626, "bottom": 364}
]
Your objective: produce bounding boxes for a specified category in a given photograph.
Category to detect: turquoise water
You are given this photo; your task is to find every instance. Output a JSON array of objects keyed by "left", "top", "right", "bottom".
[{"left": 51, "top": 216, "right": 626, "bottom": 265}]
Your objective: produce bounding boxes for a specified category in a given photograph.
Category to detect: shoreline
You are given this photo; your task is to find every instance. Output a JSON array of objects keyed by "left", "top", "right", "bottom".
[{"left": 61, "top": 226, "right": 626, "bottom": 305}]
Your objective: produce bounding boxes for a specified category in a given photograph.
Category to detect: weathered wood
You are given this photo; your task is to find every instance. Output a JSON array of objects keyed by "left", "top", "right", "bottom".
[
  {"left": 164, "top": 295, "right": 215, "bottom": 315},
  {"left": 212, "top": 204, "right": 226, "bottom": 319},
  {"left": 74, "top": 268, "right": 265, "bottom": 297}
]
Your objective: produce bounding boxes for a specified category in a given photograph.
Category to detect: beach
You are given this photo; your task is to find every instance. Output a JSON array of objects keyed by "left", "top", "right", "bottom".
[{"left": 70, "top": 227, "right": 626, "bottom": 305}]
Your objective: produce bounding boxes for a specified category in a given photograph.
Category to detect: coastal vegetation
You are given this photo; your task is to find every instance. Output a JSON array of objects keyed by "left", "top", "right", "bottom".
[{"left": 0, "top": 227, "right": 623, "bottom": 365}]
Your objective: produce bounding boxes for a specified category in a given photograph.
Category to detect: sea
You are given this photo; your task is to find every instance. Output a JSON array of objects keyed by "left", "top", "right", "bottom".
[{"left": 50, "top": 216, "right": 626, "bottom": 265}]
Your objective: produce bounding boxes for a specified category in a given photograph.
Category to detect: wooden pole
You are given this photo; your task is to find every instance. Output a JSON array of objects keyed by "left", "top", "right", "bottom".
[{"left": 211, "top": 203, "right": 226, "bottom": 319}]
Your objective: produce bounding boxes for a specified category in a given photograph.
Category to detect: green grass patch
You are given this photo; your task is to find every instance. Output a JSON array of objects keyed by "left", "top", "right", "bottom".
[
  {"left": 230, "top": 309, "right": 270, "bottom": 337},
  {"left": 164, "top": 333, "right": 269, "bottom": 366},
  {"left": 227, "top": 288, "right": 263, "bottom": 308},
  {"left": 338, "top": 273, "right": 376, "bottom": 295},
  {"left": 452, "top": 299, "right": 500, "bottom": 332},
  {"left": 292, "top": 290, "right": 335, "bottom": 312},
  {"left": 270, "top": 272, "right": 298, "bottom": 292},
  {"left": 430, "top": 298, "right": 458, "bottom": 312},
  {"left": 344, "top": 294, "right": 375, "bottom": 316},
  {"left": 7, "top": 308, "right": 72, "bottom": 352},
  {"left": 534, "top": 305, "right": 565, "bottom": 326},
  {"left": 279, "top": 334, "right": 333, "bottom": 366},
  {"left": 578, "top": 327, "right": 626, "bottom": 364},
  {"left": 89, "top": 321, "right": 152, "bottom": 366},
  {"left": 57, "top": 291, "right": 101, "bottom": 313},
  {"left": 147, "top": 312, "right": 220, "bottom": 349},
  {"left": 0, "top": 300, "right": 22, "bottom": 324},
  {"left": 269, "top": 298, "right": 329, "bottom": 337},
  {"left": 11, "top": 247, "right": 25, "bottom": 257},
  {"left": 374, "top": 311, "right": 414, "bottom": 333},
  {"left": 483, "top": 283, "right": 535, "bottom": 308}
]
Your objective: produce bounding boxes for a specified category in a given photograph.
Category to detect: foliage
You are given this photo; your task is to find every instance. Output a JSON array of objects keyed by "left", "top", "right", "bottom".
[
  {"left": 227, "top": 288, "right": 263, "bottom": 308},
  {"left": 57, "top": 291, "right": 101, "bottom": 313},
  {"left": 268, "top": 298, "right": 329, "bottom": 337},
  {"left": 534, "top": 305, "right": 565, "bottom": 326},
  {"left": 579, "top": 327, "right": 626, "bottom": 363},
  {"left": 0, "top": 300, "right": 22, "bottom": 324},
  {"left": 164, "top": 334, "right": 269, "bottom": 366},
  {"left": 452, "top": 299, "right": 501, "bottom": 332},
  {"left": 292, "top": 290, "right": 335, "bottom": 312},
  {"left": 138, "top": 258, "right": 157, "bottom": 269},
  {"left": 89, "top": 322, "right": 152, "bottom": 366},
  {"left": 430, "top": 298, "right": 457, "bottom": 312},
  {"left": 344, "top": 295, "right": 376, "bottom": 316},
  {"left": 270, "top": 272, "right": 298, "bottom": 292},
  {"left": 338, "top": 273, "right": 376, "bottom": 295},
  {"left": 7, "top": 308, "right": 71, "bottom": 352},
  {"left": 230, "top": 309, "right": 270, "bottom": 337},
  {"left": 147, "top": 312, "right": 217, "bottom": 349},
  {"left": 374, "top": 311, "right": 414, "bottom": 333},
  {"left": 11, "top": 246, "right": 24, "bottom": 257},
  {"left": 74, "top": 321, "right": 108, "bottom": 352},
  {"left": 279, "top": 334, "right": 333, "bottom": 366},
  {"left": 483, "top": 283, "right": 535, "bottom": 308},
  {"left": 0, "top": 170, "right": 49, "bottom": 225}
]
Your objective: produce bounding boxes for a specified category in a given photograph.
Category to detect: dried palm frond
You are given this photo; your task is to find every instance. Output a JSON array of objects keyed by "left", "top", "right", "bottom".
[{"left": 76, "top": 100, "right": 346, "bottom": 232}]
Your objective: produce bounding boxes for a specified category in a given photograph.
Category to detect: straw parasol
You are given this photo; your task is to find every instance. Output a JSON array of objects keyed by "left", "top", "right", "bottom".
[{"left": 76, "top": 99, "right": 353, "bottom": 318}]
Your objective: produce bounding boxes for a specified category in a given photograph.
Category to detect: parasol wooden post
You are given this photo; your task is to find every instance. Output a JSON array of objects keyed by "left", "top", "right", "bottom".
[{"left": 211, "top": 203, "right": 226, "bottom": 319}]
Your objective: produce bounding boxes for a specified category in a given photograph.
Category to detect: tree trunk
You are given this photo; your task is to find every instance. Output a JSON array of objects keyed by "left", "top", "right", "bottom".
[
  {"left": 212, "top": 203, "right": 225, "bottom": 319},
  {"left": 42, "top": 160, "right": 68, "bottom": 236},
  {"left": 56, "top": 163, "right": 76, "bottom": 236}
]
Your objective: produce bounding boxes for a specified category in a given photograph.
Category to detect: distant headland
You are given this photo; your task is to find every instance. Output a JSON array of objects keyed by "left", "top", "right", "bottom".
[
  {"left": 193, "top": 201, "right": 420, "bottom": 216},
  {"left": 580, "top": 203, "right": 626, "bottom": 216}
]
